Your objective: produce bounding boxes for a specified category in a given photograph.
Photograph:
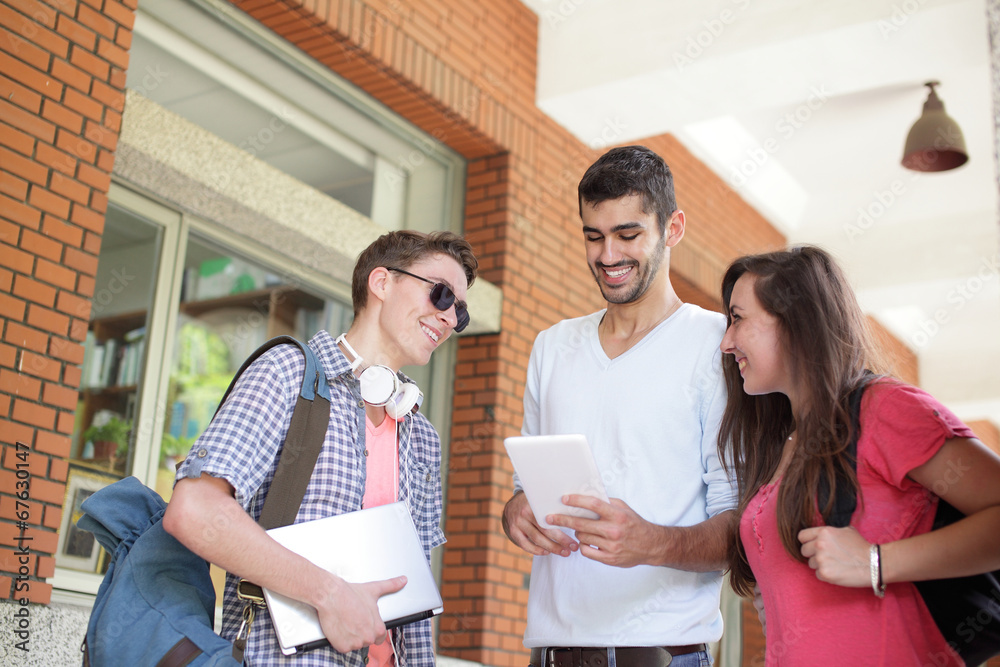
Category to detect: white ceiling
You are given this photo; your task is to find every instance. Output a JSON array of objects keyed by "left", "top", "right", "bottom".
[{"left": 521, "top": 0, "right": 1000, "bottom": 426}]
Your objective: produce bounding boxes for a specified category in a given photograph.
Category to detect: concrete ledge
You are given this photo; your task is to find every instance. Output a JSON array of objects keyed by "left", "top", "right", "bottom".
[
  {"left": 0, "top": 599, "right": 90, "bottom": 667},
  {"left": 116, "top": 90, "right": 503, "bottom": 335}
]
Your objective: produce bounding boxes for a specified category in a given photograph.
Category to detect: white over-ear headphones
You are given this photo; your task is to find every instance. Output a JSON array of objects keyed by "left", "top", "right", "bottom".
[{"left": 336, "top": 334, "right": 423, "bottom": 421}]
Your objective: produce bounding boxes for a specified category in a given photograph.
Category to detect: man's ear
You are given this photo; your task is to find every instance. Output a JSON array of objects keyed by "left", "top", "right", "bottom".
[
  {"left": 367, "top": 266, "right": 391, "bottom": 304},
  {"left": 665, "top": 210, "right": 686, "bottom": 248}
]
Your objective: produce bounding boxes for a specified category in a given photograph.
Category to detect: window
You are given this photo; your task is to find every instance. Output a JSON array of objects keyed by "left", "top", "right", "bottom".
[
  {"left": 60, "top": 205, "right": 162, "bottom": 577},
  {"left": 73, "top": 205, "right": 160, "bottom": 474},
  {"left": 155, "top": 231, "right": 354, "bottom": 500},
  {"left": 60, "top": 190, "right": 356, "bottom": 574},
  {"left": 57, "top": 184, "right": 435, "bottom": 594},
  {"left": 53, "top": 0, "right": 470, "bottom": 597}
]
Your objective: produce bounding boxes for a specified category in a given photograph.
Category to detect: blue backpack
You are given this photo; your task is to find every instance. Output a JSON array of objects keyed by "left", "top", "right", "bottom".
[
  {"left": 78, "top": 476, "right": 241, "bottom": 666},
  {"left": 78, "top": 336, "right": 331, "bottom": 666}
]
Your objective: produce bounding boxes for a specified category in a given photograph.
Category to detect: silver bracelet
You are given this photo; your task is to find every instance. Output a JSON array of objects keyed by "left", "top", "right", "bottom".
[{"left": 869, "top": 543, "right": 886, "bottom": 598}]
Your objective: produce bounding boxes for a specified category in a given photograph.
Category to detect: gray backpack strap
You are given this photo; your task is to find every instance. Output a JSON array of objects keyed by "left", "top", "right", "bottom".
[
  {"left": 216, "top": 335, "right": 332, "bottom": 529},
  {"left": 257, "top": 347, "right": 332, "bottom": 529},
  {"left": 220, "top": 335, "right": 332, "bottom": 662}
]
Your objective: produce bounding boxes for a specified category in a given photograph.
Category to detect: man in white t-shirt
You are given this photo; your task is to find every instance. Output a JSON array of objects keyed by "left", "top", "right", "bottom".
[{"left": 502, "top": 145, "right": 736, "bottom": 667}]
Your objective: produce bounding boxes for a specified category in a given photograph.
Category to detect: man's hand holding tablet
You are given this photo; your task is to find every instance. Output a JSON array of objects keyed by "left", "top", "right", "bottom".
[{"left": 503, "top": 434, "right": 610, "bottom": 557}]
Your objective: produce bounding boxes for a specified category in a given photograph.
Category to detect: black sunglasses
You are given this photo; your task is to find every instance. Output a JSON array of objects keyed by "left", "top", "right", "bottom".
[{"left": 386, "top": 267, "right": 470, "bottom": 333}]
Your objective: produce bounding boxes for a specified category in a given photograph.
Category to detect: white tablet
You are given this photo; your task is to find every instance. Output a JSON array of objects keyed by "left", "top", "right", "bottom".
[{"left": 504, "top": 434, "right": 609, "bottom": 529}]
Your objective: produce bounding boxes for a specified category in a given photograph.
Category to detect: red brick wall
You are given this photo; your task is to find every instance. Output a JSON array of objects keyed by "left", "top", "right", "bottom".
[
  {"left": 968, "top": 419, "right": 1000, "bottom": 455},
  {"left": 869, "top": 316, "right": 919, "bottom": 386},
  {"left": 0, "top": 0, "right": 132, "bottom": 604},
  {"left": 739, "top": 597, "right": 766, "bottom": 666}
]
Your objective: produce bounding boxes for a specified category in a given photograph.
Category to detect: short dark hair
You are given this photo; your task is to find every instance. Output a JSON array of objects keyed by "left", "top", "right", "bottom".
[
  {"left": 351, "top": 230, "right": 478, "bottom": 315},
  {"left": 578, "top": 145, "right": 677, "bottom": 235}
]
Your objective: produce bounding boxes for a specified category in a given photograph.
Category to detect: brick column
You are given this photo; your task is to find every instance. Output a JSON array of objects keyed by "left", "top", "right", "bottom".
[{"left": 0, "top": 0, "right": 132, "bottom": 603}]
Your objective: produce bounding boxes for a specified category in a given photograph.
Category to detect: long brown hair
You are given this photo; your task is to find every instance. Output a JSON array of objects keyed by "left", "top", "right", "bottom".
[{"left": 717, "top": 246, "right": 886, "bottom": 596}]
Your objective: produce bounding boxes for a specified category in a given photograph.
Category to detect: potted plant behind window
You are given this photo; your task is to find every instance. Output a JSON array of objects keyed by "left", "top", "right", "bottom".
[
  {"left": 159, "top": 433, "right": 195, "bottom": 471},
  {"left": 83, "top": 417, "right": 132, "bottom": 462}
]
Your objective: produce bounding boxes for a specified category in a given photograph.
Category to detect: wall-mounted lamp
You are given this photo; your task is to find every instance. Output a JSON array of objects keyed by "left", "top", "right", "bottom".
[{"left": 901, "top": 81, "right": 968, "bottom": 172}]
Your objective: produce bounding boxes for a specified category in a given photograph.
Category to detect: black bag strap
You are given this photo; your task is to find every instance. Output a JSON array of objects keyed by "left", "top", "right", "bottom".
[
  {"left": 215, "top": 335, "right": 331, "bottom": 529},
  {"left": 257, "top": 370, "right": 331, "bottom": 530},
  {"left": 819, "top": 371, "right": 876, "bottom": 528}
]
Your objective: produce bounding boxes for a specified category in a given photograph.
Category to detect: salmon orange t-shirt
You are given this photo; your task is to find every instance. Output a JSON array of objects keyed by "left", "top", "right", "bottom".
[{"left": 363, "top": 414, "right": 399, "bottom": 667}]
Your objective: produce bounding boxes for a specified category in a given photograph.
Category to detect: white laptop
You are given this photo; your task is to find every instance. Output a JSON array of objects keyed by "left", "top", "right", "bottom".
[
  {"left": 262, "top": 501, "right": 444, "bottom": 656},
  {"left": 504, "top": 434, "right": 609, "bottom": 529}
]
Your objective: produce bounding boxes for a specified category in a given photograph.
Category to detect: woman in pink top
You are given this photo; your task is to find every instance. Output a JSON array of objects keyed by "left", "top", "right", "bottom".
[{"left": 716, "top": 246, "right": 1000, "bottom": 666}]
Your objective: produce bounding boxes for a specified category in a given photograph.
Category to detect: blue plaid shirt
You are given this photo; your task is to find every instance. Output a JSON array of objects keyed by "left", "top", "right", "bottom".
[{"left": 177, "top": 330, "right": 446, "bottom": 667}]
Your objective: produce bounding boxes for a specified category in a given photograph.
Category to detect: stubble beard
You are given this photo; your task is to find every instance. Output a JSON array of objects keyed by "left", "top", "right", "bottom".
[{"left": 592, "top": 241, "right": 666, "bottom": 305}]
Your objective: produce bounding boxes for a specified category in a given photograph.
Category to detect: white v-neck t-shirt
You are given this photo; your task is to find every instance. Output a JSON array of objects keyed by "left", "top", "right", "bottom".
[{"left": 518, "top": 304, "right": 735, "bottom": 647}]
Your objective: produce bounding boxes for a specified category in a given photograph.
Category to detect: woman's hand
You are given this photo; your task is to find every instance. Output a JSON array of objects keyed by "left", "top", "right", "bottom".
[{"left": 798, "top": 525, "right": 871, "bottom": 587}]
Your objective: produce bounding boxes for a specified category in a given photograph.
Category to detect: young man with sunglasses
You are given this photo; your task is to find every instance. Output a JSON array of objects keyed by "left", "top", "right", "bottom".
[{"left": 165, "top": 230, "right": 477, "bottom": 667}]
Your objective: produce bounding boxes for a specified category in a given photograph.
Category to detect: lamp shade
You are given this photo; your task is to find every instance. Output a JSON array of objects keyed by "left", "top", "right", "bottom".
[{"left": 902, "top": 81, "right": 968, "bottom": 172}]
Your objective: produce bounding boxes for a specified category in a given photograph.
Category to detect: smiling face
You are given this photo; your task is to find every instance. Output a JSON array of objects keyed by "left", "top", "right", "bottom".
[
  {"left": 581, "top": 195, "right": 677, "bottom": 304},
  {"left": 378, "top": 252, "right": 469, "bottom": 368},
  {"left": 721, "top": 274, "right": 794, "bottom": 399}
]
